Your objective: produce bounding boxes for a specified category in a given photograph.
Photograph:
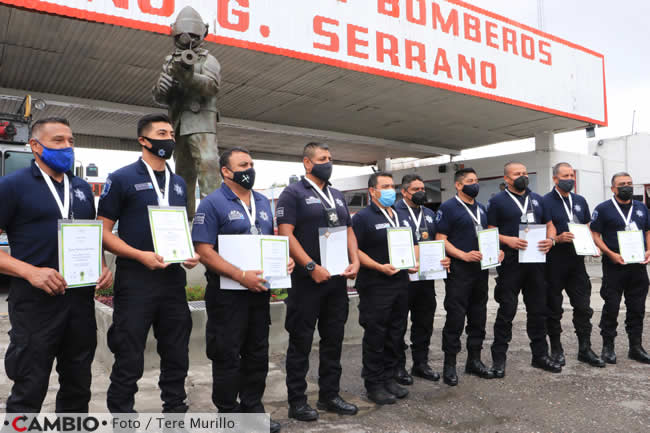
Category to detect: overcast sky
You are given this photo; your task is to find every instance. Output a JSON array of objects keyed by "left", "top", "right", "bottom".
[{"left": 76, "top": 0, "right": 650, "bottom": 188}]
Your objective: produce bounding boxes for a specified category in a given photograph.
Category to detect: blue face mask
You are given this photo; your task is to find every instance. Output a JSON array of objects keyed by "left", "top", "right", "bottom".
[
  {"left": 37, "top": 140, "right": 74, "bottom": 173},
  {"left": 378, "top": 189, "right": 396, "bottom": 207}
]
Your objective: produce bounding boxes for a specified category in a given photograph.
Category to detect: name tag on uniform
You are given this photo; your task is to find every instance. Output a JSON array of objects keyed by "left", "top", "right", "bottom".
[
  {"left": 134, "top": 182, "right": 154, "bottom": 191},
  {"left": 305, "top": 196, "right": 321, "bottom": 205},
  {"left": 375, "top": 223, "right": 390, "bottom": 230},
  {"left": 228, "top": 210, "right": 245, "bottom": 221}
]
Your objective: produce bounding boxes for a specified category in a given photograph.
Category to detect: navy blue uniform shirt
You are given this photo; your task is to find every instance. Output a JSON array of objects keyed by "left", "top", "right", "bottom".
[
  {"left": 590, "top": 198, "right": 649, "bottom": 253},
  {"left": 192, "top": 183, "right": 274, "bottom": 282},
  {"left": 436, "top": 196, "right": 488, "bottom": 253},
  {"left": 543, "top": 188, "right": 591, "bottom": 256},
  {"left": 353, "top": 201, "right": 417, "bottom": 289},
  {"left": 276, "top": 176, "right": 352, "bottom": 280},
  {"left": 394, "top": 199, "right": 437, "bottom": 241},
  {"left": 97, "top": 158, "right": 187, "bottom": 270},
  {"left": 487, "top": 188, "right": 546, "bottom": 262},
  {"left": 0, "top": 160, "right": 95, "bottom": 271}
]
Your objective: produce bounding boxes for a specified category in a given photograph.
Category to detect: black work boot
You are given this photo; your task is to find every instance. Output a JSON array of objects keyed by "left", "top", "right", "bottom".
[
  {"left": 550, "top": 336, "right": 566, "bottom": 366},
  {"left": 443, "top": 353, "right": 458, "bottom": 386},
  {"left": 601, "top": 337, "right": 617, "bottom": 364},
  {"left": 395, "top": 365, "right": 414, "bottom": 386},
  {"left": 628, "top": 336, "right": 650, "bottom": 364},
  {"left": 465, "top": 350, "right": 495, "bottom": 379},
  {"left": 577, "top": 335, "right": 605, "bottom": 368},
  {"left": 385, "top": 379, "right": 409, "bottom": 399},
  {"left": 490, "top": 350, "right": 506, "bottom": 379},
  {"left": 531, "top": 354, "right": 562, "bottom": 373}
]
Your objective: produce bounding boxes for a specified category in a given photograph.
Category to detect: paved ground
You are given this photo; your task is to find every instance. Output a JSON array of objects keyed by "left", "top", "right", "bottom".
[{"left": 1, "top": 264, "right": 649, "bottom": 432}]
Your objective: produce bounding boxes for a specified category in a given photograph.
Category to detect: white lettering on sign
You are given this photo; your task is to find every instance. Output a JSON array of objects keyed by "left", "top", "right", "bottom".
[{"left": 6, "top": 0, "right": 606, "bottom": 125}]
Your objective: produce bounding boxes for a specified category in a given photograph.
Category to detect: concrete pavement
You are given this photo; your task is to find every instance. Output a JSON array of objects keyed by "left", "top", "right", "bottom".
[{"left": 1, "top": 264, "right": 649, "bottom": 432}]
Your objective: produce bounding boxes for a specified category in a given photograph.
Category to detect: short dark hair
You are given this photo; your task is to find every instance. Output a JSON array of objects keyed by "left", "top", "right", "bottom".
[
  {"left": 31, "top": 117, "right": 70, "bottom": 138},
  {"left": 137, "top": 113, "right": 171, "bottom": 137},
  {"left": 611, "top": 171, "right": 632, "bottom": 186},
  {"left": 552, "top": 162, "right": 573, "bottom": 176},
  {"left": 368, "top": 171, "right": 393, "bottom": 189},
  {"left": 303, "top": 142, "right": 330, "bottom": 159},
  {"left": 401, "top": 174, "right": 423, "bottom": 191},
  {"left": 219, "top": 147, "right": 251, "bottom": 177},
  {"left": 504, "top": 161, "right": 525, "bottom": 175},
  {"left": 455, "top": 167, "right": 477, "bottom": 183}
]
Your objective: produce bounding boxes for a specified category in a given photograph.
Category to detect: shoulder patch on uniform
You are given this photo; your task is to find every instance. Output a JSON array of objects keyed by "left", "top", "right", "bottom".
[
  {"left": 228, "top": 210, "right": 245, "bottom": 221},
  {"left": 174, "top": 183, "right": 184, "bottom": 196},
  {"left": 193, "top": 213, "right": 205, "bottom": 225},
  {"left": 591, "top": 210, "right": 599, "bottom": 221},
  {"left": 277, "top": 207, "right": 284, "bottom": 218},
  {"left": 74, "top": 188, "right": 86, "bottom": 202},
  {"left": 306, "top": 196, "right": 321, "bottom": 205},
  {"left": 100, "top": 178, "right": 112, "bottom": 198},
  {"left": 435, "top": 210, "right": 443, "bottom": 223}
]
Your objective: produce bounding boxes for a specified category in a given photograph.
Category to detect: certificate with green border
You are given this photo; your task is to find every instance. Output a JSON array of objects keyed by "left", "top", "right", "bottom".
[
  {"left": 568, "top": 223, "right": 598, "bottom": 256},
  {"left": 617, "top": 230, "right": 645, "bottom": 264},
  {"left": 261, "top": 237, "right": 289, "bottom": 278},
  {"left": 58, "top": 220, "right": 103, "bottom": 288},
  {"left": 478, "top": 228, "right": 500, "bottom": 270},
  {"left": 387, "top": 227, "right": 416, "bottom": 270},
  {"left": 148, "top": 206, "right": 194, "bottom": 263}
]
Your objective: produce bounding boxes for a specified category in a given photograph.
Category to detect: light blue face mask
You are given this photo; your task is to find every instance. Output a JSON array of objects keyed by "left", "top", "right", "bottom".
[{"left": 378, "top": 188, "right": 396, "bottom": 207}]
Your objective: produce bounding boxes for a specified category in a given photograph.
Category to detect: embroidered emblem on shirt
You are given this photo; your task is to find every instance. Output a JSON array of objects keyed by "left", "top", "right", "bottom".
[
  {"left": 636, "top": 209, "right": 644, "bottom": 218},
  {"left": 174, "top": 183, "right": 184, "bottom": 196},
  {"left": 591, "top": 210, "right": 599, "bottom": 221},
  {"left": 101, "top": 178, "right": 112, "bottom": 198},
  {"left": 135, "top": 182, "right": 154, "bottom": 191},
  {"left": 532, "top": 199, "right": 540, "bottom": 207},
  {"left": 277, "top": 207, "right": 285, "bottom": 218},
  {"left": 74, "top": 188, "right": 86, "bottom": 202},
  {"left": 193, "top": 213, "right": 205, "bottom": 225},
  {"left": 574, "top": 204, "right": 582, "bottom": 212},
  {"left": 375, "top": 223, "right": 390, "bottom": 230},
  {"left": 228, "top": 210, "right": 245, "bottom": 221},
  {"left": 403, "top": 220, "right": 411, "bottom": 227},
  {"left": 260, "top": 211, "right": 269, "bottom": 221},
  {"left": 425, "top": 215, "right": 433, "bottom": 224},
  {"left": 306, "top": 196, "right": 321, "bottom": 205},
  {"left": 336, "top": 198, "right": 345, "bottom": 208}
]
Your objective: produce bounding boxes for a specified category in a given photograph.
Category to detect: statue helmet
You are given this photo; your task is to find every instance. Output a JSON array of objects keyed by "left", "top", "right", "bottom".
[{"left": 171, "top": 6, "right": 209, "bottom": 39}]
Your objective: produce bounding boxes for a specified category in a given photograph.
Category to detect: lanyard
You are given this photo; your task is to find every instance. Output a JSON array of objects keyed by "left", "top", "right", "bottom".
[
  {"left": 505, "top": 189, "right": 529, "bottom": 216},
  {"left": 611, "top": 197, "right": 634, "bottom": 228},
  {"left": 379, "top": 206, "right": 399, "bottom": 228},
  {"left": 555, "top": 188, "right": 573, "bottom": 222},
  {"left": 403, "top": 200, "right": 423, "bottom": 230},
  {"left": 36, "top": 161, "right": 70, "bottom": 219},
  {"left": 141, "top": 158, "right": 170, "bottom": 206},
  {"left": 304, "top": 176, "right": 335, "bottom": 208},
  {"left": 239, "top": 194, "right": 256, "bottom": 229},
  {"left": 455, "top": 195, "right": 481, "bottom": 226}
]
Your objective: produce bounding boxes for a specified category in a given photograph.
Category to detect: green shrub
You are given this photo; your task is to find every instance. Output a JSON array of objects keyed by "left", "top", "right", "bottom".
[{"left": 186, "top": 285, "right": 206, "bottom": 301}]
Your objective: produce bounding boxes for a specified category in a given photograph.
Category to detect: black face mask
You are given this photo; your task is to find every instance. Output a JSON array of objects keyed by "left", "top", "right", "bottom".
[
  {"left": 557, "top": 179, "right": 575, "bottom": 193},
  {"left": 410, "top": 191, "right": 427, "bottom": 206},
  {"left": 462, "top": 183, "right": 480, "bottom": 198},
  {"left": 513, "top": 175, "right": 529, "bottom": 191},
  {"left": 310, "top": 161, "right": 333, "bottom": 182},
  {"left": 616, "top": 186, "right": 633, "bottom": 201},
  {"left": 143, "top": 137, "right": 175, "bottom": 160},
  {"left": 230, "top": 167, "right": 256, "bottom": 190}
]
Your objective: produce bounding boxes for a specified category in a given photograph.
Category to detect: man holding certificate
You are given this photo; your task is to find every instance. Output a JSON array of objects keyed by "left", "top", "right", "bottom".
[
  {"left": 394, "top": 174, "right": 448, "bottom": 385},
  {"left": 487, "top": 161, "right": 559, "bottom": 377},
  {"left": 277, "top": 142, "right": 360, "bottom": 422},
  {"left": 590, "top": 172, "right": 650, "bottom": 365},
  {"left": 353, "top": 172, "right": 419, "bottom": 405},
  {"left": 0, "top": 117, "right": 112, "bottom": 413},
  {"left": 192, "top": 148, "right": 291, "bottom": 433},
  {"left": 435, "top": 168, "right": 504, "bottom": 386},
  {"left": 543, "top": 162, "right": 604, "bottom": 368},
  {"left": 97, "top": 114, "right": 200, "bottom": 413}
]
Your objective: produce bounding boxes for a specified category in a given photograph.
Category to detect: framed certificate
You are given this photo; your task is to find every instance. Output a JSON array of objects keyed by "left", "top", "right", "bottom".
[
  {"left": 617, "top": 230, "right": 645, "bottom": 264},
  {"left": 387, "top": 227, "right": 416, "bottom": 270},
  {"left": 478, "top": 228, "right": 500, "bottom": 270},
  {"left": 568, "top": 223, "right": 598, "bottom": 256},
  {"left": 58, "top": 220, "right": 103, "bottom": 288},
  {"left": 418, "top": 240, "right": 447, "bottom": 280},
  {"left": 148, "top": 206, "right": 195, "bottom": 263}
]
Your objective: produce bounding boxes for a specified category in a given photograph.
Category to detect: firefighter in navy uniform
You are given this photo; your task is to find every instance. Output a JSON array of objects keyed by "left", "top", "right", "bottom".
[
  {"left": 0, "top": 117, "right": 112, "bottom": 413},
  {"left": 393, "top": 174, "right": 447, "bottom": 385},
  {"left": 543, "top": 162, "right": 604, "bottom": 367},
  {"left": 97, "top": 114, "right": 200, "bottom": 413},
  {"left": 435, "top": 168, "right": 503, "bottom": 386},
  {"left": 487, "top": 161, "right": 560, "bottom": 377},
  {"left": 590, "top": 171, "right": 650, "bottom": 365},
  {"left": 192, "top": 147, "right": 291, "bottom": 433},
  {"left": 277, "top": 142, "right": 360, "bottom": 422}
]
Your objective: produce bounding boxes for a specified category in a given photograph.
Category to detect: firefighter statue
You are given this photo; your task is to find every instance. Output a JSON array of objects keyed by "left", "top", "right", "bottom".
[{"left": 153, "top": 6, "right": 221, "bottom": 219}]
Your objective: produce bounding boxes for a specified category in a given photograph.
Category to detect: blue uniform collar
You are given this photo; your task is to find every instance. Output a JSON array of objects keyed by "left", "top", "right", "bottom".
[
  {"left": 220, "top": 182, "right": 263, "bottom": 203},
  {"left": 31, "top": 159, "right": 75, "bottom": 179}
]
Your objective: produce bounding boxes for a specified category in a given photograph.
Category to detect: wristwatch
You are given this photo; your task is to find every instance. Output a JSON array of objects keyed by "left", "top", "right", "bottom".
[{"left": 305, "top": 261, "right": 316, "bottom": 272}]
